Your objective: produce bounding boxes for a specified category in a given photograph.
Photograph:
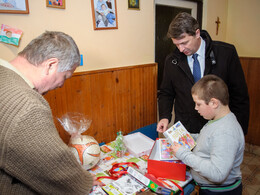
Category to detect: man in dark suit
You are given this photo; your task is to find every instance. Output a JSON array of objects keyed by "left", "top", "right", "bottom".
[{"left": 157, "top": 12, "right": 249, "bottom": 135}]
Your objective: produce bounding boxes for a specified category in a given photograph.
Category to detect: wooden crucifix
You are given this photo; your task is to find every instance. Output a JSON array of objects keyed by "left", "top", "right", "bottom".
[{"left": 215, "top": 17, "right": 221, "bottom": 35}]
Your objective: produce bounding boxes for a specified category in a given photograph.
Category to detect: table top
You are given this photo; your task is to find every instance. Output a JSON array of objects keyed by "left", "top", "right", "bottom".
[{"left": 89, "top": 140, "right": 192, "bottom": 194}]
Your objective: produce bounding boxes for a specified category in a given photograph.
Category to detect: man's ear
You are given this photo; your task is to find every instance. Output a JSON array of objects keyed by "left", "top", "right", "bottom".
[
  {"left": 195, "top": 29, "right": 200, "bottom": 39},
  {"left": 43, "top": 58, "right": 59, "bottom": 76}
]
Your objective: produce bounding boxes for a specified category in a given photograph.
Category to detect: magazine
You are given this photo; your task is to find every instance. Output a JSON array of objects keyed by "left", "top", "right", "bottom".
[
  {"left": 163, "top": 121, "right": 196, "bottom": 150},
  {"left": 102, "top": 174, "right": 147, "bottom": 195}
]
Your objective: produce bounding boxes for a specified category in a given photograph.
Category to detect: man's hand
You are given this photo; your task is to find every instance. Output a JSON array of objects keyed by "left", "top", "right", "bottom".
[
  {"left": 170, "top": 142, "right": 182, "bottom": 156},
  {"left": 156, "top": 118, "right": 169, "bottom": 133},
  {"left": 91, "top": 173, "right": 103, "bottom": 186}
]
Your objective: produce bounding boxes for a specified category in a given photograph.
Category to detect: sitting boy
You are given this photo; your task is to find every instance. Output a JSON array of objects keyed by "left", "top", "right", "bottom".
[{"left": 171, "top": 75, "right": 244, "bottom": 195}]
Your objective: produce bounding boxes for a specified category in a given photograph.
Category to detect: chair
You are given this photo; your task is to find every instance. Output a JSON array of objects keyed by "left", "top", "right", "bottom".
[{"left": 128, "top": 123, "right": 158, "bottom": 140}]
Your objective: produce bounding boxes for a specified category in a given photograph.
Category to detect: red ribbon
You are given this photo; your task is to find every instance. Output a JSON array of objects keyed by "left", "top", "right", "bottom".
[
  {"left": 97, "top": 162, "right": 184, "bottom": 195},
  {"left": 96, "top": 162, "right": 139, "bottom": 180}
]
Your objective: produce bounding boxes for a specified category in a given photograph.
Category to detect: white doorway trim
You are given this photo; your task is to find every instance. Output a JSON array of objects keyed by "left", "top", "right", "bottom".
[{"left": 155, "top": 0, "right": 197, "bottom": 19}]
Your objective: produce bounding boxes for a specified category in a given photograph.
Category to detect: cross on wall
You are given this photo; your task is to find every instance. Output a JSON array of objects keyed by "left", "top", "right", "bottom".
[{"left": 215, "top": 17, "right": 221, "bottom": 35}]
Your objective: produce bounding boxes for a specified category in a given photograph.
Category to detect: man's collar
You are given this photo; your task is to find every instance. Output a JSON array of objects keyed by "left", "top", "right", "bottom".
[{"left": 196, "top": 37, "right": 206, "bottom": 57}]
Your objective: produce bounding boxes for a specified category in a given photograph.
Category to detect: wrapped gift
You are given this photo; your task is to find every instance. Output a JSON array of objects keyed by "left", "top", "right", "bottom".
[
  {"left": 147, "top": 139, "right": 186, "bottom": 181},
  {"left": 58, "top": 113, "right": 100, "bottom": 170}
]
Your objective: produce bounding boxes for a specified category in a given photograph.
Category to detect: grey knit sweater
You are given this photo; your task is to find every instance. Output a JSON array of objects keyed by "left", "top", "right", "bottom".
[
  {"left": 176, "top": 112, "right": 245, "bottom": 186},
  {"left": 0, "top": 62, "right": 93, "bottom": 194}
]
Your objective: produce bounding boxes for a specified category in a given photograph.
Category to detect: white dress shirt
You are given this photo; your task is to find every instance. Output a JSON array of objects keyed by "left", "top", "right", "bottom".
[{"left": 187, "top": 37, "right": 205, "bottom": 77}]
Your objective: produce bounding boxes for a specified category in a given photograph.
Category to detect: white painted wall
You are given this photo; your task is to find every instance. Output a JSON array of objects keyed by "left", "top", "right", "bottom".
[
  {"left": 203, "top": 0, "right": 260, "bottom": 57},
  {"left": 0, "top": 0, "right": 155, "bottom": 72},
  {"left": 0, "top": 0, "right": 259, "bottom": 73}
]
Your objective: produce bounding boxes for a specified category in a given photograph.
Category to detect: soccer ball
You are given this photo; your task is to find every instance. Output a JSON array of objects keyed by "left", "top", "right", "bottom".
[{"left": 69, "top": 135, "right": 101, "bottom": 170}]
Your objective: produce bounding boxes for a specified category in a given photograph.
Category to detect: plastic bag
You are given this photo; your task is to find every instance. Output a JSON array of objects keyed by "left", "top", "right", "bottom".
[
  {"left": 58, "top": 113, "right": 100, "bottom": 170},
  {"left": 58, "top": 112, "right": 91, "bottom": 142}
]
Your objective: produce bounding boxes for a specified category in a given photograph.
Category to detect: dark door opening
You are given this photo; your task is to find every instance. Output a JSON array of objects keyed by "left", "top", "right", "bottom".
[{"left": 155, "top": 5, "right": 191, "bottom": 89}]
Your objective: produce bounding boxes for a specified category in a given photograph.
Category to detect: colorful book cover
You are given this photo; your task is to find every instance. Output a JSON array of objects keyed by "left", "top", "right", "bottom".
[
  {"left": 159, "top": 139, "right": 178, "bottom": 160},
  {"left": 163, "top": 121, "right": 196, "bottom": 150}
]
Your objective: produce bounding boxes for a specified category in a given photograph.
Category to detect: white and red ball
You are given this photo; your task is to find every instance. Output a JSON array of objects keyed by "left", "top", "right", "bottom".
[{"left": 69, "top": 135, "right": 101, "bottom": 170}]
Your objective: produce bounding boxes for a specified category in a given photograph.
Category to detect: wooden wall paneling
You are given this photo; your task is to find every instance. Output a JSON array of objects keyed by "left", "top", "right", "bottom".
[
  {"left": 143, "top": 66, "right": 150, "bottom": 124},
  {"left": 130, "top": 67, "right": 143, "bottom": 130},
  {"left": 128, "top": 65, "right": 157, "bottom": 132},
  {"left": 144, "top": 65, "right": 157, "bottom": 124},
  {"left": 65, "top": 75, "right": 93, "bottom": 142},
  {"left": 104, "top": 72, "right": 117, "bottom": 142},
  {"left": 113, "top": 70, "right": 132, "bottom": 135},
  {"left": 66, "top": 76, "right": 92, "bottom": 115},
  {"left": 90, "top": 74, "right": 102, "bottom": 141},
  {"left": 89, "top": 72, "right": 115, "bottom": 143},
  {"left": 44, "top": 63, "right": 158, "bottom": 144},
  {"left": 240, "top": 57, "right": 260, "bottom": 146}
]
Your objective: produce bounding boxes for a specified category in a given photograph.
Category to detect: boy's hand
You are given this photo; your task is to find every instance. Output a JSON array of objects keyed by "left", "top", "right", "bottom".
[{"left": 170, "top": 142, "right": 182, "bottom": 156}]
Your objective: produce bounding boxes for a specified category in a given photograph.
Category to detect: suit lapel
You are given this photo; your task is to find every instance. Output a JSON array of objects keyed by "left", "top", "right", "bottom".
[
  {"left": 204, "top": 57, "right": 212, "bottom": 75},
  {"left": 177, "top": 55, "right": 194, "bottom": 84}
]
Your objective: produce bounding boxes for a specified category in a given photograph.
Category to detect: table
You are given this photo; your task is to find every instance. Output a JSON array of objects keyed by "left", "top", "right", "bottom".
[{"left": 89, "top": 140, "right": 192, "bottom": 194}]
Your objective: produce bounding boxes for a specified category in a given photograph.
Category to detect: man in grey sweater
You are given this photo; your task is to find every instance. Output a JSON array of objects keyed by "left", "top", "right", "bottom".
[
  {"left": 171, "top": 75, "right": 244, "bottom": 195},
  {"left": 0, "top": 31, "right": 97, "bottom": 194}
]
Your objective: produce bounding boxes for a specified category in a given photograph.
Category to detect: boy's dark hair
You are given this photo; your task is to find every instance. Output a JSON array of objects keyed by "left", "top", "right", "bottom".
[
  {"left": 191, "top": 75, "right": 229, "bottom": 105},
  {"left": 167, "top": 12, "right": 200, "bottom": 39}
]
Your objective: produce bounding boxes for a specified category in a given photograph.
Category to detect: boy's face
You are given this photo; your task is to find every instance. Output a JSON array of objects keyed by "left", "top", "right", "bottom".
[{"left": 192, "top": 94, "right": 215, "bottom": 120}]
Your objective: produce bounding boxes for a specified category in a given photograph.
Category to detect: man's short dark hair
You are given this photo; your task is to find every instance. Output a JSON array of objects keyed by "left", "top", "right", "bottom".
[{"left": 167, "top": 12, "right": 200, "bottom": 39}]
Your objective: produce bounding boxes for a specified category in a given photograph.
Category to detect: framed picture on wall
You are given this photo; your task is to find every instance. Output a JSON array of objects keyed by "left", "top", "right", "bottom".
[
  {"left": 46, "top": 0, "right": 65, "bottom": 9},
  {"left": 128, "top": 0, "right": 140, "bottom": 10},
  {"left": 0, "top": 0, "right": 29, "bottom": 14},
  {"left": 91, "top": 0, "right": 118, "bottom": 30}
]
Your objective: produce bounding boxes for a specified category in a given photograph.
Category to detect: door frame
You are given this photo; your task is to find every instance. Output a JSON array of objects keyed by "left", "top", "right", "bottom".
[{"left": 155, "top": 0, "right": 198, "bottom": 19}]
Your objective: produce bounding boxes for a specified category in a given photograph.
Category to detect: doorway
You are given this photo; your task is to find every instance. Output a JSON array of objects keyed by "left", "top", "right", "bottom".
[{"left": 155, "top": 0, "right": 198, "bottom": 89}]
